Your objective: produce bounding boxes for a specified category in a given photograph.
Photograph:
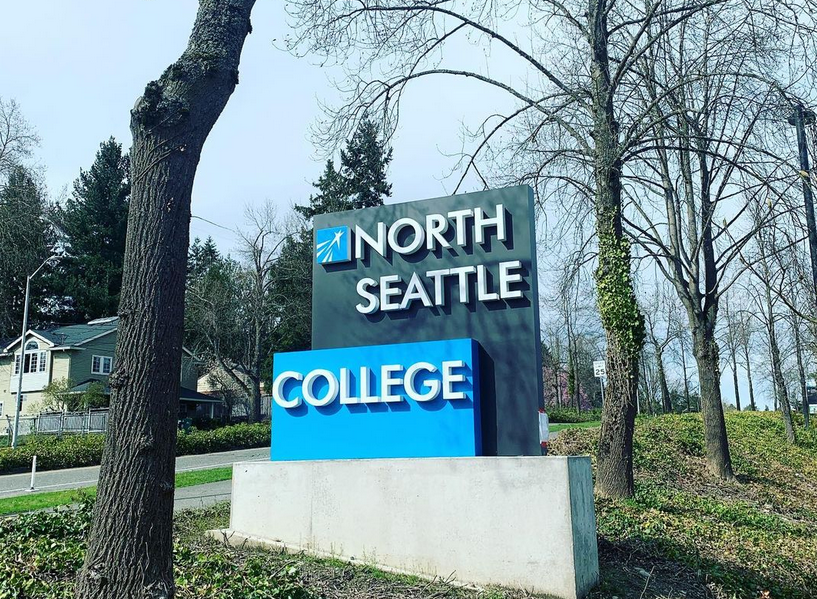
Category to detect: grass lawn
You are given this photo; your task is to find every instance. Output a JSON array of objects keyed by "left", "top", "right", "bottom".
[
  {"left": 549, "top": 421, "right": 601, "bottom": 433},
  {"left": 0, "top": 466, "right": 233, "bottom": 516}
]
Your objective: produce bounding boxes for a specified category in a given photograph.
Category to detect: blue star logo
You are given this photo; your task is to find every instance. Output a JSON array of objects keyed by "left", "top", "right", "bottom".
[{"left": 315, "top": 226, "right": 351, "bottom": 264}]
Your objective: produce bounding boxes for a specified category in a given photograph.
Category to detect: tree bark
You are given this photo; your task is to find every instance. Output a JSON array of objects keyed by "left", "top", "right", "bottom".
[
  {"left": 730, "top": 348, "right": 741, "bottom": 411},
  {"left": 680, "top": 340, "right": 692, "bottom": 411},
  {"left": 793, "top": 317, "right": 810, "bottom": 430},
  {"left": 655, "top": 344, "right": 672, "bottom": 414},
  {"left": 75, "top": 2, "right": 256, "bottom": 597},
  {"left": 589, "top": 0, "right": 645, "bottom": 499},
  {"left": 691, "top": 317, "right": 735, "bottom": 480},
  {"left": 764, "top": 290, "right": 796, "bottom": 443},
  {"left": 746, "top": 355, "right": 756, "bottom": 411}
]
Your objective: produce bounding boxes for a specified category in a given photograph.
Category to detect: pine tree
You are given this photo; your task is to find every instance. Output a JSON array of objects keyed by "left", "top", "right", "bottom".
[
  {"left": 187, "top": 236, "right": 221, "bottom": 281},
  {"left": 51, "top": 138, "right": 130, "bottom": 322},
  {"left": 340, "top": 118, "right": 393, "bottom": 210},
  {"left": 275, "top": 119, "right": 392, "bottom": 355},
  {"left": 295, "top": 118, "right": 392, "bottom": 219}
]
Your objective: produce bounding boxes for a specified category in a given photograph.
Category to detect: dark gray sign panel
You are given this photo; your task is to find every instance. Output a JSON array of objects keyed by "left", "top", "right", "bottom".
[{"left": 312, "top": 185, "right": 543, "bottom": 456}]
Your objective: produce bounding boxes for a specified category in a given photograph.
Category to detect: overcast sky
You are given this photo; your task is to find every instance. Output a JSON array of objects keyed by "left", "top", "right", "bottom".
[{"left": 1, "top": 0, "right": 779, "bottom": 409}]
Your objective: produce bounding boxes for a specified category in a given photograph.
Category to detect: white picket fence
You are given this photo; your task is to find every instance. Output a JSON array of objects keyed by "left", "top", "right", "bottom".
[{"left": 3, "top": 408, "right": 109, "bottom": 438}]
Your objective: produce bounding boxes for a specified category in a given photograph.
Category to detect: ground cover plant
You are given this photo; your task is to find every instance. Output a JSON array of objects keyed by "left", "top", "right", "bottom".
[
  {"left": 2, "top": 411, "right": 813, "bottom": 598},
  {"left": 0, "top": 423, "right": 269, "bottom": 474},
  {"left": 552, "top": 411, "right": 817, "bottom": 598},
  {"left": 0, "top": 501, "right": 541, "bottom": 599}
]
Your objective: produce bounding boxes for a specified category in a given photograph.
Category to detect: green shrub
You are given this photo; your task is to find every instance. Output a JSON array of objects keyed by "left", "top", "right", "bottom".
[
  {"left": 176, "top": 422, "right": 270, "bottom": 456},
  {"left": 546, "top": 407, "right": 602, "bottom": 423},
  {"left": 0, "top": 423, "right": 270, "bottom": 474}
]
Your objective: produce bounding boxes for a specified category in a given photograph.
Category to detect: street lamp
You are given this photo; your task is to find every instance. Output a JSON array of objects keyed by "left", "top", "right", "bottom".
[
  {"left": 11, "top": 249, "right": 64, "bottom": 448},
  {"left": 787, "top": 102, "right": 817, "bottom": 431}
]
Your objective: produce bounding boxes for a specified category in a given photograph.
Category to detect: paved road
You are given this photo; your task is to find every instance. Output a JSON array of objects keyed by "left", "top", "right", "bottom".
[{"left": 0, "top": 447, "right": 267, "bottom": 499}]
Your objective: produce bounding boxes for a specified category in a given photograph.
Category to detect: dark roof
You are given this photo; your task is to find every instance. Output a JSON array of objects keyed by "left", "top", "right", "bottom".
[
  {"left": 39, "top": 319, "right": 119, "bottom": 346},
  {"left": 180, "top": 386, "right": 222, "bottom": 404},
  {"left": 67, "top": 381, "right": 221, "bottom": 405},
  {"left": 68, "top": 380, "right": 109, "bottom": 394}
]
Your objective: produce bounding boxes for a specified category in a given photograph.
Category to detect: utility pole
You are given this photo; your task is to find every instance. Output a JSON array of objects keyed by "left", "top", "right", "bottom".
[
  {"left": 11, "top": 253, "right": 61, "bottom": 448},
  {"left": 788, "top": 102, "right": 817, "bottom": 429}
]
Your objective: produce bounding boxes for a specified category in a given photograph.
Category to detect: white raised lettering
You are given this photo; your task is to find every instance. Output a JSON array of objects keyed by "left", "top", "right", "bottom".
[
  {"left": 425, "top": 213, "right": 451, "bottom": 250},
  {"left": 442, "top": 360, "right": 468, "bottom": 400},
  {"left": 388, "top": 217, "right": 425, "bottom": 255},
  {"left": 356, "top": 278, "right": 380, "bottom": 314},
  {"left": 360, "top": 366, "right": 380, "bottom": 403},
  {"left": 381, "top": 364, "right": 404, "bottom": 402},
  {"left": 303, "top": 369, "right": 338, "bottom": 407},
  {"left": 380, "top": 274, "right": 402, "bottom": 311},
  {"left": 399, "top": 273, "right": 433, "bottom": 310},
  {"left": 476, "top": 264, "right": 500, "bottom": 301},
  {"left": 272, "top": 371, "right": 303, "bottom": 409},
  {"left": 425, "top": 269, "right": 449, "bottom": 306},
  {"left": 339, "top": 368, "right": 360, "bottom": 404},
  {"left": 405, "top": 362, "right": 441, "bottom": 402},
  {"left": 448, "top": 209, "right": 473, "bottom": 246},
  {"left": 499, "top": 260, "right": 524, "bottom": 299},
  {"left": 449, "top": 265, "right": 476, "bottom": 304},
  {"left": 355, "top": 223, "right": 387, "bottom": 259},
  {"left": 474, "top": 204, "right": 506, "bottom": 244}
]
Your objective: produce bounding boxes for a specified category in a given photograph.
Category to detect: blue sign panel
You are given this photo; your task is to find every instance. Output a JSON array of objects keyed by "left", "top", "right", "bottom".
[
  {"left": 271, "top": 338, "right": 481, "bottom": 461},
  {"left": 315, "top": 225, "right": 351, "bottom": 264}
]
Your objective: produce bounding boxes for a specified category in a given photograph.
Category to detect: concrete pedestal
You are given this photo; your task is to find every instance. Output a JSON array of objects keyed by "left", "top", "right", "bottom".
[{"left": 216, "top": 456, "right": 598, "bottom": 599}]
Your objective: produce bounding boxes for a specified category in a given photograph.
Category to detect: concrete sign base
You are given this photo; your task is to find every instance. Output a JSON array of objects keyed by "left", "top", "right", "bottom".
[{"left": 215, "top": 456, "right": 599, "bottom": 599}]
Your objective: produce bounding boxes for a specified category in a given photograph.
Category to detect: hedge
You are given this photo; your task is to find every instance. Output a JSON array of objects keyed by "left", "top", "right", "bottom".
[
  {"left": 0, "top": 422, "right": 270, "bottom": 474},
  {"left": 546, "top": 407, "right": 603, "bottom": 423}
]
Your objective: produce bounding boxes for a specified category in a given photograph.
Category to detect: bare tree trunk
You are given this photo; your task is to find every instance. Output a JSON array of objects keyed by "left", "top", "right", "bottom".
[
  {"left": 75, "top": 2, "right": 255, "bottom": 597},
  {"left": 730, "top": 349, "right": 742, "bottom": 411},
  {"left": 746, "top": 358, "right": 757, "bottom": 411},
  {"left": 691, "top": 319, "right": 735, "bottom": 479},
  {"left": 680, "top": 336, "right": 692, "bottom": 411},
  {"left": 769, "top": 327, "right": 796, "bottom": 442},
  {"left": 793, "top": 317, "right": 810, "bottom": 430},
  {"left": 590, "top": 0, "right": 645, "bottom": 499},
  {"left": 764, "top": 290, "right": 796, "bottom": 443},
  {"left": 656, "top": 344, "right": 672, "bottom": 414}
]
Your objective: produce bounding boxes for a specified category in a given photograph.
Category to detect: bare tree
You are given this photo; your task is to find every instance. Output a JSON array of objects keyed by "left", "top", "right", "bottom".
[
  {"left": 641, "top": 283, "right": 679, "bottom": 414},
  {"left": 234, "top": 202, "right": 287, "bottom": 421},
  {"left": 75, "top": 2, "right": 256, "bottom": 597},
  {"left": 746, "top": 224, "right": 797, "bottom": 442},
  {"left": 721, "top": 294, "right": 743, "bottom": 411},
  {"left": 287, "top": 0, "right": 768, "bottom": 497},
  {"left": 0, "top": 97, "right": 39, "bottom": 186}
]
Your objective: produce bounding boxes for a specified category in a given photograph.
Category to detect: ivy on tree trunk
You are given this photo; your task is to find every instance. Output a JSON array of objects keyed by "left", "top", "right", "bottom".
[{"left": 75, "top": 1, "right": 256, "bottom": 597}]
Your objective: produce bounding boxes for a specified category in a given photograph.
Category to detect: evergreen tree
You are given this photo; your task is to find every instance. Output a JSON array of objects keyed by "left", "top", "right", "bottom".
[
  {"left": 295, "top": 118, "right": 392, "bottom": 219},
  {"left": 277, "top": 119, "right": 393, "bottom": 354},
  {"left": 340, "top": 118, "right": 393, "bottom": 210},
  {"left": 0, "top": 166, "right": 51, "bottom": 337},
  {"left": 187, "top": 236, "right": 221, "bottom": 281},
  {"left": 50, "top": 138, "right": 130, "bottom": 322}
]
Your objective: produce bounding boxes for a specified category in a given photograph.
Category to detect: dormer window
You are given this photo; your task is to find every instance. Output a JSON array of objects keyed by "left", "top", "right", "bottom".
[{"left": 14, "top": 340, "right": 47, "bottom": 375}]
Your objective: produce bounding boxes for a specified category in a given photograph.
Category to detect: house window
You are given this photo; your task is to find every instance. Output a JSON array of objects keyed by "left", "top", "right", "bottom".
[
  {"left": 13, "top": 341, "right": 47, "bottom": 375},
  {"left": 92, "top": 355, "right": 113, "bottom": 375}
]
